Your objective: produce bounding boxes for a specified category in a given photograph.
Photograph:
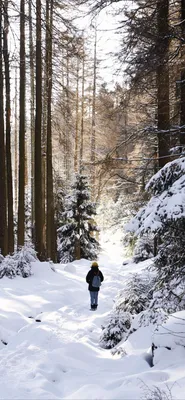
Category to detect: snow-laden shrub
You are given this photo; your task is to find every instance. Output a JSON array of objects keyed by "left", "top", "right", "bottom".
[
  {"left": 154, "top": 218, "right": 185, "bottom": 287},
  {"left": 0, "top": 255, "right": 17, "bottom": 279},
  {"left": 111, "top": 346, "right": 127, "bottom": 357},
  {"left": 0, "top": 245, "right": 38, "bottom": 279},
  {"left": 142, "top": 385, "right": 173, "bottom": 400},
  {"left": 116, "top": 272, "right": 155, "bottom": 315},
  {"left": 138, "top": 277, "right": 185, "bottom": 327},
  {"left": 139, "top": 306, "right": 168, "bottom": 327},
  {"left": 100, "top": 311, "right": 131, "bottom": 349},
  {"left": 100, "top": 270, "right": 156, "bottom": 349},
  {"left": 133, "top": 235, "right": 154, "bottom": 263}
]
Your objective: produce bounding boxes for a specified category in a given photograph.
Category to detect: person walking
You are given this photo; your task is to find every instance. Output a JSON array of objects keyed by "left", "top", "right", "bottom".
[{"left": 86, "top": 261, "right": 104, "bottom": 310}]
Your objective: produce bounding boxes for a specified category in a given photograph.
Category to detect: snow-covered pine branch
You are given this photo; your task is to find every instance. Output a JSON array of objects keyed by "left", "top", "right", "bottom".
[{"left": 126, "top": 157, "right": 185, "bottom": 236}]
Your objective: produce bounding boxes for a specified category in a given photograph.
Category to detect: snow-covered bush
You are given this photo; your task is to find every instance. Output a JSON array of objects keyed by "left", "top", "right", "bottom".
[
  {"left": 100, "top": 311, "right": 131, "bottom": 349},
  {"left": 100, "top": 270, "right": 155, "bottom": 349},
  {"left": 133, "top": 235, "right": 154, "bottom": 263},
  {"left": 154, "top": 218, "right": 185, "bottom": 287},
  {"left": 111, "top": 346, "right": 127, "bottom": 357},
  {"left": 0, "top": 245, "right": 38, "bottom": 279},
  {"left": 0, "top": 255, "right": 17, "bottom": 279},
  {"left": 116, "top": 272, "right": 155, "bottom": 315},
  {"left": 138, "top": 276, "right": 185, "bottom": 327},
  {"left": 142, "top": 385, "right": 173, "bottom": 400},
  {"left": 58, "top": 172, "right": 100, "bottom": 263}
]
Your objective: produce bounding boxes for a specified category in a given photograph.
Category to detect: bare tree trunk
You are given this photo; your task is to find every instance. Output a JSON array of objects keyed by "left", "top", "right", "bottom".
[
  {"left": 29, "top": 0, "right": 35, "bottom": 241},
  {"left": 41, "top": 0, "right": 49, "bottom": 249},
  {"left": 61, "top": 46, "right": 66, "bottom": 176},
  {"left": 180, "top": 0, "right": 185, "bottom": 147},
  {"left": 46, "top": 0, "right": 56, "bottom": 261},
  {"left": 3, "top": 0, "right": 14, "bottom": 253},
  {"left": 157, "top": 0, "right": 170, "bottom": 169},
  {"left": 0, "top": 0, "right": 7, "bottom": 255},
  {"left": 75, "top": 197, "right": 81, "bottom": 260},
  {"left": 91, "top": 26, "right": 97, "bottom": 195},
  {"left": 17, "top": 0, "right": 25, "bottom": 247},
  {"left": 14, "top": 68, "right": 18, "bottom": 215},
  {"left": 80, "top": 41, "right": 85, "bottom": 171},
  {"left": 65, "top": 41, "right": 71, "bottom": 184},
  {"left": 74, "top": 56, "right": 79, "bottom": 172},
  {"left": 35, "top": 0, "right": 44, "bottom": 259}
]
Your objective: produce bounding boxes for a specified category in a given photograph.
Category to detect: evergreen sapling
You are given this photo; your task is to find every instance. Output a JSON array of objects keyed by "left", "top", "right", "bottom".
[{"left": 58, "top": 173, "right": 100, "bottom": 263}]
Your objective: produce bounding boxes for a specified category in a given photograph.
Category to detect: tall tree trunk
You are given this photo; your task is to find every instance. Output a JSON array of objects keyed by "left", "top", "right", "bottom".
[
  {"left": 29, "top": 0, "right": 35, "bottom": 241},
  {"left": 35, "top": 0, "right": 44, "bottom": 259},
  {"left": 17, "top": 0, "right": 25, "bottom": 247},
  {"left": 0, "top": 0, "right": 7, "bottom": 255},
  {"left": 14, "top": 68, "right": 18, "bottom": 214},
  {"left": 180, "top": 0, "right": 185, "bottom": 147},
  {"left": 3, "top": 0, "right": 14, "bottom": 253},
  {"left": 91, "top": 26, "right": 97, "bottom": 195},
  {"left": 46, "top": 0, "right": 56, "bottom": 261},
  {"left": 157, "top": 0, "right": 170, "bottom": 169},
  {"left": 65, "top": 40, "right": 70, "bottom": 184},
  {"left": 80, "top": 42, "right": 85, "bottom": 171},
  {"left": 41, "top": 0, "right": 49, "bottom": 250},
  {"left": 74, "top": 56, "right": 79, "bottom": 172}
]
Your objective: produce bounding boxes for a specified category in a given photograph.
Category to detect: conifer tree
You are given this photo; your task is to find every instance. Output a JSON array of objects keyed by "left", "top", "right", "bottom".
[
  {"left": 58, "top": 173, "right": 99, "bottom": 263},
  {"left": 126, "top": 156, "right": 185, "bottom": 304}
]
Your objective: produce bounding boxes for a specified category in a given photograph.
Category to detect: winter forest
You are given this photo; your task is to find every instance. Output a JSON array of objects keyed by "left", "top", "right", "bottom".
[{"left": 1, "top": 0, "right": 185, "bottom": 399}]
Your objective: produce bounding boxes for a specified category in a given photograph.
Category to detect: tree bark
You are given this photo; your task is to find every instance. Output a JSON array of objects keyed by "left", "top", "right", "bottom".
[
  {"left": 17, "top": 0, "right": 25, "bottom": 247},
  {"left": 14, "top": 69, "right": 18, "bottom": 214},
  {"left": 35, "top": 0, "right": 44, "bottom": 259},
  {"left": 3, "top": 0, "right": 14, "bottom": 253},
  {"left": 0, "top": 0, "right": 7, "bottom": 255},
  {"left": 91, "top": 26, "right": 97, "bottom": 195},
  {"left": 46, "top": 0, "right": 56, "bottom": 261},
  {"left": 180, "top": 0, "right": 185, "bottom": 147},
  {"left": 80, "top": 40, "right": 85, "bottom": 171},
  {"left": 42, "top": 0, "right": 49, "bottom": 249},
  {"left": 29, "top": 0, "right": 35, "bottom": 241},
  {"left": 65, "top": 40, "right": 70, "bottom": 183},
  {"left": 157, "top": 0, "right": 170, "bottom": 168},
  {"left": 74, "top": 56, "right": 79, "bottom": 172}
]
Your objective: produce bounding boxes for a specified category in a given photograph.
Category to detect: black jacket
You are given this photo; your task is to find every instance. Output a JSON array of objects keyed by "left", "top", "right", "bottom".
[{"left": 86, "top": 267, "right": 104, "bottom": 292}]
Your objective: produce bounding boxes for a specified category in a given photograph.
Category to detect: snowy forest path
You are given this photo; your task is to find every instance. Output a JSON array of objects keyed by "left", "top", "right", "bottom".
[{"left": 0, "top": 240, "right": 150, "bottom": 399}]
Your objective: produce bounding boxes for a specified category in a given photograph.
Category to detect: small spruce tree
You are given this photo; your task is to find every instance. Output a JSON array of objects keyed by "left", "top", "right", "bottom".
[{"left": 58, "top": 173, "right": 100, "bottom": 263}]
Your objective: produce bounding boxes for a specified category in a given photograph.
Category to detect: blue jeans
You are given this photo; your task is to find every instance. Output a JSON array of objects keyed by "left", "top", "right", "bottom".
[{"left": 90, "top": 291, "right": 98, "bottom": 306}]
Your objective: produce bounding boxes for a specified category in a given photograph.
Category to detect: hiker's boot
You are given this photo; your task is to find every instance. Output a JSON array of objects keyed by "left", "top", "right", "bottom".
[
  {"left": 91, "top": 305, "right": 95, "bottom": 310},
  {"left": 94, "top": 305, "right": 97, "bottom": 310}
]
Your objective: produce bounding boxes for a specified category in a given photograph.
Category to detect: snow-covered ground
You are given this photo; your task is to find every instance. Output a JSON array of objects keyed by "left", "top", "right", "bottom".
[{"left": 0, "top": 235, "right": 185, "bottom": 399}]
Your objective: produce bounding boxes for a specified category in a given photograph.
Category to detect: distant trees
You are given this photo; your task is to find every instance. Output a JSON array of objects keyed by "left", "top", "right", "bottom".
[
  {"left": 0, "top": 1, "right": 103, "bottom": 262},
  {"left": 2, "top": 0, "right": 184, "bottom": 265}
]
